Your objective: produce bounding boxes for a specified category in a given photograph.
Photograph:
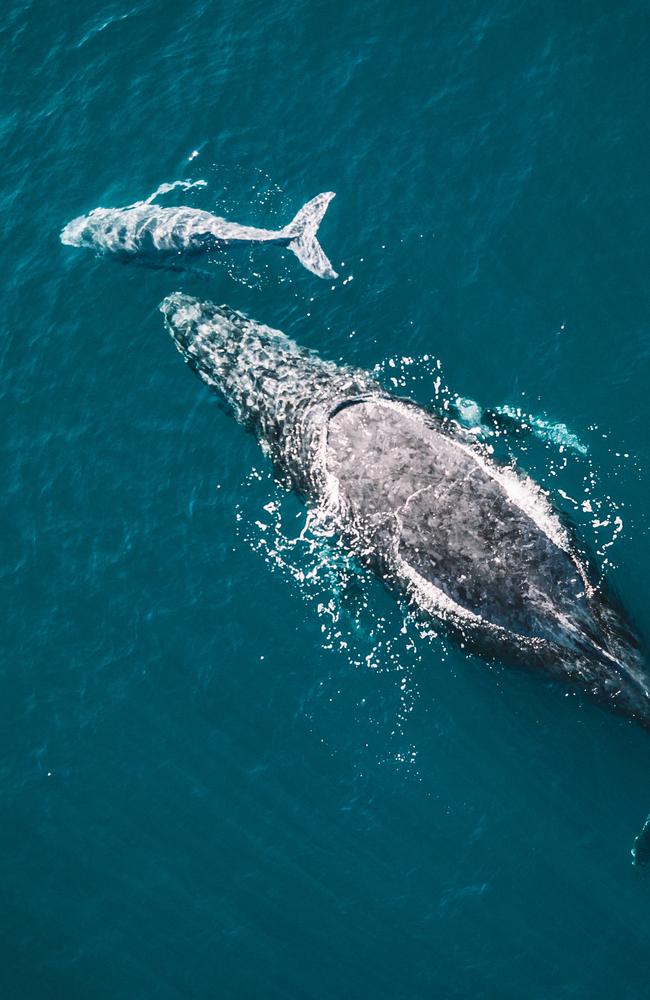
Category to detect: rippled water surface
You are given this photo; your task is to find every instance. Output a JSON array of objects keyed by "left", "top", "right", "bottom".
[{"left": 2, "top": 2, "right": 650, "bottom": 998}]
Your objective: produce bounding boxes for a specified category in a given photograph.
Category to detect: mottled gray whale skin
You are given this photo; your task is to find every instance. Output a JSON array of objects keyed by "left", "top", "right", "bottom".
[
  {"left": 61, "top": 184, "right": 337, "bottom": 279},
  {"left": 160, "top": 293, "right": 650, "bottom": 734}
]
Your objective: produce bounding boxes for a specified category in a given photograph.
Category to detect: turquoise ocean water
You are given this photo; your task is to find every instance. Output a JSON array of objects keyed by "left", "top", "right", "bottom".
[{"left": 3, "top": 2, "right": 650, "bottom": 997}]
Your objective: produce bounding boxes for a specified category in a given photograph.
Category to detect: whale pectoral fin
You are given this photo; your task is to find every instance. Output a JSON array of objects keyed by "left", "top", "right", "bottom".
[
  {"left": 631, "top": 813, "right": 650, "bottom": 866},
  {"left": 286, "top": 192, "right": 338, "bottom": 279},
  {"left": 139, "top": 178, "right": 208, "bottom": 207}
]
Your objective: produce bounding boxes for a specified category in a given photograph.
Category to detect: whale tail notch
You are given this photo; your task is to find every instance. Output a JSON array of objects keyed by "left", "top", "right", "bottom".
[
  {"left": 286, "top": 192, "right": 338, "bottom": 280},
  {"left": 632, "top": 813, "right": 650, "bottom": 866}
]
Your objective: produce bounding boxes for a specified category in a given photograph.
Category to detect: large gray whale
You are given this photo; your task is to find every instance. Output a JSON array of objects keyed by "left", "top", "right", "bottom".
[
  {"left": 61, "top": 180, "right": 338, "bottom": 279},
  {"left": 161, "top": 293, "right": 650, "bottom": 860}
]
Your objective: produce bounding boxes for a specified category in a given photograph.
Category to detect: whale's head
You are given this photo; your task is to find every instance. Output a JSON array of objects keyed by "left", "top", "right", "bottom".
[
  {"left": 160, "top": 292, "right": 305, "bottom": 432},
  {"left": 161, "top": 293, "right": 229, "bottom": 351},
  {"left": 60, "top": 214, "right": 89, "bottom": 247},
  {"left": 60, "top": 208, "right": 114, "bottom": 249},
  {"left": 160, "top": 293, "right": 251, "bottom": 387},
  {"left": 160, "top": 293, "right": 377, "bottom": 492}
]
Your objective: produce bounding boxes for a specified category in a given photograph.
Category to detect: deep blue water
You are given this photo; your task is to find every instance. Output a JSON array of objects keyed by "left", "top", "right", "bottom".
[{"left": 3, "top": 2, "right": 650, "bottom": 997}]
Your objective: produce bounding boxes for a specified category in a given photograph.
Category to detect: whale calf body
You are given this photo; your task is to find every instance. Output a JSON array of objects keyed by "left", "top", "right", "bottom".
[
  {"left": 161, "top": 292, "right": 650, "bottom": 736},
  {"left": 61, "top": 182, "right": 338, "bottom": 279}
]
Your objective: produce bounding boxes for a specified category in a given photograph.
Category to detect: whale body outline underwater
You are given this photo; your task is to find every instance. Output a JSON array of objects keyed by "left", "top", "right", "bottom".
[{"left": 61, "top": 179, "right": 338, "bottom": 279}]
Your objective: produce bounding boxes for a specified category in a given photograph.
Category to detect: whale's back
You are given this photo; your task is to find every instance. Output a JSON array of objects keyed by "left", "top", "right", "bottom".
[
  {"left": 325, "top": 396, "right": 650, "bottom": 722},
  {"left": 325, "top": 398, "right": 594, "bottom": 647}
]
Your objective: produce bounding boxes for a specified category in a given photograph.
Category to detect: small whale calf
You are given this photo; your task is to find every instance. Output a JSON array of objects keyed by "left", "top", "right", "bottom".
[
  {"left": 161, "top": 293, "right": 650, "bottom": 745},
  {"left": 61, "top": 179, "right": 338, "bottom": 279}
]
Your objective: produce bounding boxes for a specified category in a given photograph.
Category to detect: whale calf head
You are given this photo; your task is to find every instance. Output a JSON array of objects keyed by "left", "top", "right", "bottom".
[{"left": 60, "top": 214, "right": 89, "bottom": 247}]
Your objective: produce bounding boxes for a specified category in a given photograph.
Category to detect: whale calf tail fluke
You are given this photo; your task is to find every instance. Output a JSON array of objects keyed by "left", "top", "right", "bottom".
[
  {"left": 632, "top": 811, "right": 650, "bottom": 866},
  {"left": 285, "top": 192, "right": 338, "bottom": 279},
  {"left": 632, "top": 814, "right": 650, "bottom": 866}
]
